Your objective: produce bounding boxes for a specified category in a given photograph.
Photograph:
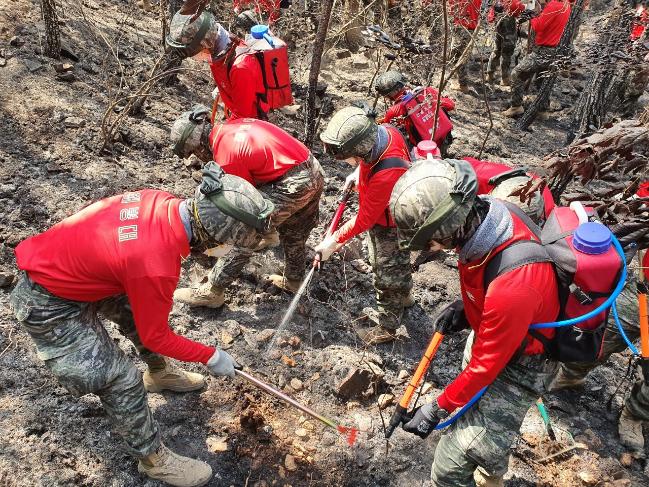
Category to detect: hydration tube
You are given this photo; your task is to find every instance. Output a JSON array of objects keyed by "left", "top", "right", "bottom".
[{"left": 433, "top": 233, "right": 628, "bottom": 429}]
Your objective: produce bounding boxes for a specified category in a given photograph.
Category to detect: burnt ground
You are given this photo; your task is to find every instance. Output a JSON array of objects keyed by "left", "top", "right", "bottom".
[{"left": 1, "top": 0, "right": 648, "bottom": 486}]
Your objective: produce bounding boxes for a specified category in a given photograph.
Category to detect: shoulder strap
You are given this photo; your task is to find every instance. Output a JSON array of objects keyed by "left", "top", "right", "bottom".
[
  {"left": 369, "top": 157, "right": 409, "bottom": 179},
  {"left": 484, "top": 240, "right": 552, "bottom": 289},
  {"left": 500, "top": 200, "right": 542, "bottom": 239}
]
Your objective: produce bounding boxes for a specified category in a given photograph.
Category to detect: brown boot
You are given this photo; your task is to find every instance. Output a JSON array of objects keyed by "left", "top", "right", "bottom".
[
  {"left": 174, "top": 285, "right": 225, "bottom": 308},
  {"left": 546, "top": 366, "right": 586, "bottom": 392},
  {"left": 266, "top": 274, "right": 301, "bottom": 293},
  {"left": 355, "top": 325, "right": 397, "bottom": 345},
  {"left": 143, "top": 360, "right": 206, "bottom": 393},
  {"left": 138, "top": 443, "right": 212, "bottom": 487},
  {"left": 619, "top": 406, "right": 645, "bottom": 453},
  {"left": 502, "top": 106, "right": 524, "bottom": 118},
  {"left": 474, "top": 467, "right": 504, "bottom": 487}
]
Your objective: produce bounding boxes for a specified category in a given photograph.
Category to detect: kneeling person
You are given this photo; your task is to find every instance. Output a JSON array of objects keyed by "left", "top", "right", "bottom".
[
  {"left": 171, "top": 109, "right": 324, "bottom": 307},
  {"left": 10, "top": 166, "right": 270, "bottom": 487}
]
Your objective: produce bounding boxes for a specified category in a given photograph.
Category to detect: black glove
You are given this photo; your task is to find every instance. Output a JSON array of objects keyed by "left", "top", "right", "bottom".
[
  {"left": 434, "top": 299, "right": 469, "bottom": 334},
  {"left": 402, "top": 403, "right": 441, "bottom": 439}
]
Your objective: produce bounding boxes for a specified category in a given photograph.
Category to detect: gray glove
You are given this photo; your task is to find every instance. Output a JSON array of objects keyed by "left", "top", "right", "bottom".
[
  {"left": 402, "top": 402, "right": 448, "bottom": 439},
  {"left": 206, "top": 348, "right": 239, "bottom": 378}
]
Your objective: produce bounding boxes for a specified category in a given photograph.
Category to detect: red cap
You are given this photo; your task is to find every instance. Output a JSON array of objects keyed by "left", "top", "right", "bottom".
[{"left": 414, "top": 140, "right": 441, "bottom": 160}]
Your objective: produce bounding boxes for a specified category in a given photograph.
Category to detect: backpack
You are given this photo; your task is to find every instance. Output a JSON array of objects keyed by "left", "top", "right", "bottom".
[
  {"left": 402, "top": 88, "right": 453, "bottom": 145},
  {"left": 485, "top": 201, "right": 624, "bottom": 363},
  {"left": 237, "top": 30, "right": 293, "bottom": 110},
  {"left": 369, "top": 156, "right": 410, "bottom": 225}
]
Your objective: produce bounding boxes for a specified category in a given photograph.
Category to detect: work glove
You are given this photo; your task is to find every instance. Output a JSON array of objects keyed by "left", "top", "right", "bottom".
[
  {"left": 402, "top": 402, "right": 442, "bottom": 439},
  {"left": 434, "top": 299, "right": 469, "bottom": 335},
  {"left": 314, "top": 234, "right": 343, "bottom": 262},
  {"left": 206, "top": 348, "right": 239, "bottom": 378},
  {"left": 343, "top": 166, "right": 360, "bottom": 192}
]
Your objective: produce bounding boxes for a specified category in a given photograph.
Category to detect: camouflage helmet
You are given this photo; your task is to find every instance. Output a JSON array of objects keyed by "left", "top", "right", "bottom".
[
  {"left": 190, "top": 162, "right": 275, "bottom": 249},
  {"left": 390, "top": 158, "right": 479, "bottom": 251},
  {"left": 167, "top": 11, "right": 231, "bottom": 57},
  {"left": 490, "top": 174, "right": 545, "bottom": 224},
  {"left": 320, "top": 106, "right": 378, "bottom": 160},
  {"left": 170, "top": 105, "right": 211, "bottom": 159},
  {"left": 375, "top": 70, "right": 407, "bottom": 98}
]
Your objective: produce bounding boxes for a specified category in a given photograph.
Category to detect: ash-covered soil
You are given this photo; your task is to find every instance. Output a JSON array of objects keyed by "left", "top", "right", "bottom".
[{"left": 1, "top": 0, "right": 648, "bottom": 486}]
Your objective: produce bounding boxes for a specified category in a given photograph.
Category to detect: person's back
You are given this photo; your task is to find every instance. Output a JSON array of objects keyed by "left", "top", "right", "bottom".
[{"left": 209, "top": 119, "right": 310, "bottom": 185}]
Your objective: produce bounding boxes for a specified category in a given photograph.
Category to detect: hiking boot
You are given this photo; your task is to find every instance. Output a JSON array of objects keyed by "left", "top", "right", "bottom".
[
  {"left": 143, "top": 360, "right": 206, "bottom": 393},
  {"left": 356, "top": 325, "right": 397, "bottom": 345},
  {"left": 174, "top": 285, "right": 225, "bottom": 308},
  {"left": 139, "top": 443, "right": 212, "bottom": 487},
  {"left": 501, "top": 74, "right": 511, "bottom": 87},
  {"left": 254, "top": 230, "right": 280, "bottom": 251},
  {"left": 402, "top": 292, "right": 415, "bottom": 308},
  {"left": 266, "top": 274, "right": 301, "bottom": 293},
  {"left": 502, "top": 106, "right": 524, "bottom": 118},
  {"left": 546, "top": 367, "right": 586, "bottom": 392},
  {"left": 619, "top": 406, "right": 645, "bottom": 453},
  {"left": 474, "top": 467, "right": 504, "bottom": 487}
]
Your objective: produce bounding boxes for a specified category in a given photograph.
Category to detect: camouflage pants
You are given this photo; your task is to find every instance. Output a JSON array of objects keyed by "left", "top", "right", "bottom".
[
  {"left": 431, "top": 332, "right": 556, "bottom": 486},
  {"left": 209, "top": 157, "right": 325, "bottom": 287},
  {"left": 620, "top": 63, "right": 649, "bottom": 118},
  {"left": 450, "top": 26, "right": 475, "bottom": 86},
  {"left": 366, "top": 225, "right": 413, "bottom": 330},
  {"left": 510, "top": 46, "right": 556, "bottom": 109},
  {"left": 9, "top": 273, "right": 162, "bottom": 458},
  {"left": 557, "top": 279, "right": 649, "bottom": 421},
  {"left": 487, "top": 16, "right": 517, "bottom": 79}
]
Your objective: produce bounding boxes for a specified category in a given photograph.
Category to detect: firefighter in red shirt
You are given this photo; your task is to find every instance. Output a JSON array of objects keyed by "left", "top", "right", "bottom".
[
  {"left": 390, "top": 158, "right": 560, "bottom": 486},
  {"left": 504, "top": 0, "right": 572, "bottom": 117},
  {"left": 620, "top": 4, "right": 649, "bottom": 117},
  {"left": 449, "top": 0, "right": 482, "bottom": 93},
  {"left": 374, "top": 70, "right": 456, "bottom": 156},
  {"left": 169, "top": 109, "right": 324, "bottom": 307},
  {"left": 315, "top": 105, "right": 413, "bottom": 345},
  {"left": 486, "top": 0, "right": 526, "bottom": 86},
  {"left": 167, "top": 5, "right": 268, "bottom": 120},
  {"left": 9, "top": 166, "right": 272, "bottom": 487}
]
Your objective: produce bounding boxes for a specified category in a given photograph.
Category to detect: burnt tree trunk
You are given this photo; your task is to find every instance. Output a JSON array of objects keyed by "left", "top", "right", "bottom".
[
  {"left": 343, "top": 0, "right": 365, "bottom": 52},
  {"left": 568, "top": 5, "right": 633, "bottom": 142},
  {"left": 304, "top": 0, "right": 334, "bottom": 147},
  {"left": 515, "top": 0, "right": 585, "bottom": 131},
  {"left": 42, "top": 0, "right": 61, "bottom": 59}
]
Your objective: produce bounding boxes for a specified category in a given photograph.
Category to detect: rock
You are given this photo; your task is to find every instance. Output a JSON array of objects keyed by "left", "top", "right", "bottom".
[
  {"left": 281, "top": 355, "right": 296, "bottom": 367},
  {"left": 421, "top": 382, "right": 433, "bottom": 394},
  {"left": 0, "top": 272, "right": 15, "bottom": 288},
  {"left": 578, "top": 470, "right": 598, "bottom": 486},
  {"left": 56, "top": 72, "right": 76, "bottom": 82},
  {"left": 253, "top": 481, "right": 269, "bottom": 487},
  {"left": 336, "top": 368, "right": 373, "bottom": 400},
  {"left": 334, "top": 48, "right": 352, "bottom": 59},
  {"left": 206, "top": 436, "right": 228, "bottom": 452},
  {"left": 53, "top": 62, "right": 74, "bottom": 73},
  {"left": 45, "top": 162, "right": 64, "bottom": 173},
  {"left": 23, "top": 59, "right": 43, "bottom": 73},
  {"left": 288, "top": 336, "right": 301, "bottom": 348},
  {"left": 378, "top": 394, "right": 394, "bottom": 410},
  {"left": 610, "top": 480, "right": 631, "bottom": 487},
  {"left": 351, "top": 54, "right": 369, "bottom": 69},
  {"left": 184, "top": 155, "right": 202, "bottom": 169},
  {"left": 221, "top": 330, "right": 234, "bottom": 345},
  {"left": 279, "top": 105, "right": 301, "bottom": 116},
  {"left": 284, "top": 454, "right": 297, "bottom": 472},
  {"left": 295, "top": 428, "right": 309, "bottom": 439},
  {"left": 290, "top": 378, "right": 303, "bottom": 391},
  {"left": 191, "top": 170, "right": 203, "bottom": 182},
  {"left": 10, "top": 36, "right": 24, "bottom": 47},
  {"left": 397, "top": 369, "right": 409, "bottom": 381},
  {"left": 224, "top": 320, "right": 241, "bottom": 337},
  {"left": 64, "top": 116, "right": 85, "bottom": 128},
  {"left": 256, "top": 328, "right": 275, "bottom": 343},
  {"left": 278, "top": 465, "right": 286, "bottom": 478},
  {"left": 619, "top": 452, "right": 633, "bottom": 467}
]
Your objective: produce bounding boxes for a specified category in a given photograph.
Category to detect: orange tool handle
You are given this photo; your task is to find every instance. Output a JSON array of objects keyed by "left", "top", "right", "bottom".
[
  {"left": 398, "top": 331, "right": 445, "bottom": 408},
  {"left": 639, "top": 250, "right": 649, "bottom": 359}
]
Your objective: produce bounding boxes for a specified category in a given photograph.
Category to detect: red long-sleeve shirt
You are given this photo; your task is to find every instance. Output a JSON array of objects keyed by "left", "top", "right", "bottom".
[
  {"left": 15, "top": 190, "right": 215, "bottom": 364},
  {"left": 334, "top": 126, "right": 411, "bottom": 244},
  {"left": 209, "top": 118, "right": 310, "bottom": 186},
  {"left": 383, "top": 87, "right": 455, "bottom": 146},
  {"left": 464, "top": 157, "right": 556, "bottom": 218},
  {"left": 631, "top": 6, "right": 648, "bottom": 41},
  {"left": 488, "top": 0, "right": 525, "bottom": 21},
  {"left": 437, "top": 213, "right": 560, "bottom": 412},
  {"left": 209, "top": 41, "right": 269, "bottom": 119},
  {"left": 531, "top": 0, "right": 571, "bottom": 47},
  {"left": 449, "top": 0, "right": 482, "bottom": 29}
]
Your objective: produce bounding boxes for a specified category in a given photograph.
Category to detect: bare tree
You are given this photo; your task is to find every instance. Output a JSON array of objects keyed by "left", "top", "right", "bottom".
[{"left": 42, "top": 0, "right": 61, "bottom": 59}]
